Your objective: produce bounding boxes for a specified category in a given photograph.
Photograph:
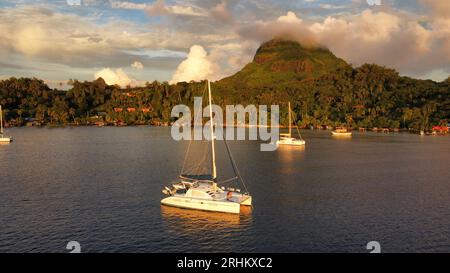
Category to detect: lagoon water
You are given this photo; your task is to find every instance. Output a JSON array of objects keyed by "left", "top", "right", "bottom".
[{"left": 0, "top": 127, "right": 449, "bottom": 253}]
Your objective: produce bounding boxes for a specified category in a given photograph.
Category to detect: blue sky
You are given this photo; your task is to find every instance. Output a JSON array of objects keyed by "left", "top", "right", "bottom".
[{"left": 0, "top": 0, "right": 449, "bottom": 88}]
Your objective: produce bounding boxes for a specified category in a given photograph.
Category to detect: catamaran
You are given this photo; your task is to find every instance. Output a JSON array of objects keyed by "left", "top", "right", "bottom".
[
  {"left": 161, "top": 80, "right": 252, "bottom": 214},
  {"left": 276, "top": 102, "right": 305, "bottom": 146},
  {"left": 0, "top": 105, "right": 12, "bottom": 143}
]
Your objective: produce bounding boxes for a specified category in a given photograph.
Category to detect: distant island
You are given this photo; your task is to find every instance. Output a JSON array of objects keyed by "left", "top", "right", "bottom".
[{"left": 0, "top": 39, "right": 449, "bottom": 131}]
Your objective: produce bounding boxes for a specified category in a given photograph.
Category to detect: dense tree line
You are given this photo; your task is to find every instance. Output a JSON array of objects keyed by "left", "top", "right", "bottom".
[
  {"left": 0, "top": 77, "right": 205, "bottom": 126},
  {"left": 0, "top": 64, "right": 449, "bottom": 130},
  {"left": 215, "top": 63, "right": 450, "bottom": 130}
]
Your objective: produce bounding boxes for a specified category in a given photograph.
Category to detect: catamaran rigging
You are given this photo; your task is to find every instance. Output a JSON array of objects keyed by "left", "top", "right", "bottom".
[
  {"left": 161, "top": 80, "right": 252, "bottom": 214},
  {"left": 276, "top": 102, "right": 305, "bottom": 146}
]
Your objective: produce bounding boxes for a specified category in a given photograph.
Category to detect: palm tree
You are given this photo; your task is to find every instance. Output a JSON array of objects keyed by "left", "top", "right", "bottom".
[{"left": 69, "top": 108, "right": 76, "bottom": 123}]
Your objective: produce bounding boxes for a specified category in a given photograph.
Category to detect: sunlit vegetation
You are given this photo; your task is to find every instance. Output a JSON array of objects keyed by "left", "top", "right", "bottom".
[{"left": 0, "top": 39, "right": 448, "bottom": 130}]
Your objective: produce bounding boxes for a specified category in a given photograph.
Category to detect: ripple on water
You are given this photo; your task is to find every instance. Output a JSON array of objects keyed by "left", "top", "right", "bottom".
[{"left": 0, "top": 127, "right": 449, "bottom": 252}]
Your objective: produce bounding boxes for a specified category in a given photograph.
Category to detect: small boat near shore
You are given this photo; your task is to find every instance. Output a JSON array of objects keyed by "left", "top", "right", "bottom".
[
  {"left": 331, "top": 127, "right": 352, "bottom": 137},
  {"left": 0, "top": 105, "right": 12, "bottom": 143}
]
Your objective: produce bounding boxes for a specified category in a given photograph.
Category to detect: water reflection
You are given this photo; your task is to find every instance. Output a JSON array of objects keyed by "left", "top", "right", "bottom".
[
  {"left": 160, "top": 205, "right": 254, "bottom": 252},
  {"left": 2, "top": 127, "right": 450, "bottom": 252},
  {"left": 275, "top": 145, "right": 305, "bottom": 174},
  {"left": 331, "top": 134, "right": 352, "bottom": 140},
  {"left": 161, "top": 205, "right": 252, "bottom": 226}
]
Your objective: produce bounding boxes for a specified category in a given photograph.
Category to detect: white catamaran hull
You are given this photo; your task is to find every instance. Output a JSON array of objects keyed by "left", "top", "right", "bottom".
[
  {"left": 0, "top": 137, "right": 12, "bottom": 143},
  {"left": 161, "top": 196, "right": 241, "bottom": 214}
]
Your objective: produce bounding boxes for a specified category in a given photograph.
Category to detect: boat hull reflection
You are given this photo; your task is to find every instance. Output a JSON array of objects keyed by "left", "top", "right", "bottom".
[{"left": 161, "top": 205, "right": 252, "bottom": 225}]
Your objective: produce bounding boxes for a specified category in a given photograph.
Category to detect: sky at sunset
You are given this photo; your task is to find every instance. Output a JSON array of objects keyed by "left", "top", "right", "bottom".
[{"left": 0, "top": 0, "right": 449, "bottom": 88}]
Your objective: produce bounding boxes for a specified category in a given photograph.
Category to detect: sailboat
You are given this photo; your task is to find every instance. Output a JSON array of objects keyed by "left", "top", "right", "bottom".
[
  {"left": 276, "top": 102, "right": 305, "bottom": 146},
  {"left": 0, "top": 105, "right": 12, "bottom": 143},
  {"left": 161, "top": 80, "right": 252, "bottom": 214}
]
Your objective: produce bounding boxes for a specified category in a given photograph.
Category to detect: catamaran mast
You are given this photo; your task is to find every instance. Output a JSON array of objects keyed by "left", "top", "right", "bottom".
[
  {"left": 207, "top": 80, "right": 217, "bottom": 180},
  {"left": 0, "top": 105, "right": 3, "bottom": 135},
  {"left": 288, "top": 102, "right": 291, "bottom": 138}
]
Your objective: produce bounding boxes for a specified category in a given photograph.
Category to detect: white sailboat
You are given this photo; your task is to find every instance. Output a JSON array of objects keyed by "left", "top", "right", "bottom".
[
  {"left": 0, "top": 105, "right": 12, "bottom": 143},
  {"left": 161, "top": 80, "right": 252, "bottom": 214},
  {"left": 276, "top": 102, "right": 305, "bottom": 146}
]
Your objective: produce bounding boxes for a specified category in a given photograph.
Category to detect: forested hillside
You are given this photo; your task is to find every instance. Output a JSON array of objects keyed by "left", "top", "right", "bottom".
[{"left": 0, "top": 39, "right": 448, "bottom": 130}]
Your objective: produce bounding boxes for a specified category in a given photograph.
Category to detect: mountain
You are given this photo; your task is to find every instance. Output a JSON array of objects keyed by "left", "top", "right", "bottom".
[
  {"left": 218, "top": 39, "right": 349, "bottom": 89},
  {"left": 211, "top": 38, "right": 448, "bottom": 128},
  {"left": 0, "top": 38, "right": 448, "bottom": 130}
]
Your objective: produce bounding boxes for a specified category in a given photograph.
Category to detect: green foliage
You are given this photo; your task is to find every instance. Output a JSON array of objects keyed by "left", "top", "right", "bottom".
[{"left": 0, "top": 39, "right": 448, "bottom": 130}]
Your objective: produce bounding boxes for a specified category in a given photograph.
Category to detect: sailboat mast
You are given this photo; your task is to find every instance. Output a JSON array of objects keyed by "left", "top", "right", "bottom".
[
  {"left": 207, "top": 80, "right": 217, "bottom": 180},
  {"left": 288, "top": 102, "right": 291, "bottom": 138},
  {"left": 0, "top": 105, "right": 3, "bottom": 135}
]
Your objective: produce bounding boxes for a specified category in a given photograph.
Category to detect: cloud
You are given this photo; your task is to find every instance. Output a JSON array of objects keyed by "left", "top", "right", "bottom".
[
  {"left": 146, "top": 0, "right": 208, "bottom": 17},
  {"left": 0, "top": 5, "right": 221, "bottom": 67},
  {"left": 0, "top": 6, "right": 122, "bottom": 65},
  {"left": 237, "top": 9, "right": 450, "bottom": 80},
  {"left": 112, "top": 0, "right": 207, "bottom": 17},
  {"left": 170, "top": 45, "right": 214, "bottom": 84},
  {"left": 277, "top": 11, "right": 302, "bottom": 24},
  {"left": 169, "top": 5, "right": 206, "bottom": 17},
  {"left": 237, "top": 12, "right": 319, "bottom": 48},
  {"left": 66, "top": 0, "right": 81, "bottom": 6},
  {"left": 94, "top": 68, "right": 135, "bottom": 87},
  {"left": 145, "top": 0, "right": 169, "bottom": 16},
  {"left": 131, "top": 61, "right": 144, "bottom": 70},
  {"left": 1, "top": 2, "right": 449, "bottom": 84},
  {"left": 420, "top": 0, "right": 450, "bottom": 18},
  {"left": 110, "top": 1, "right": 147, "bottom": 10},
  {"left": 206, "top": 41, "right": 256, "bottom": 79},
  {"left": 307, "top": 10, "right": 449, "bottom": 76},
  {"left": 0, "top": 4, "right": 241, "bottom": 85},
  {"left": 211, "top": 1, "right": 233, "bottom": 23},
  {"left": 168, "top": 42, "right": 250, "bottom": 84},
  {"left": 309, "top": 10, "right": 402, "bottom": 44}
]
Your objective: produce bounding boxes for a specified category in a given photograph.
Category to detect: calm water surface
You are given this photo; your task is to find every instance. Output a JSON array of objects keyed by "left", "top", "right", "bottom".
[{"left": 0, "top": 127, "right": 449, "bottom": 252}]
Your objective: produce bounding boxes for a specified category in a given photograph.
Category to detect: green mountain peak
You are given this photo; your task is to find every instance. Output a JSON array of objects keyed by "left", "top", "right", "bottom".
[{"left": 218, "top": 39, "right": 349, "bottom": 89}]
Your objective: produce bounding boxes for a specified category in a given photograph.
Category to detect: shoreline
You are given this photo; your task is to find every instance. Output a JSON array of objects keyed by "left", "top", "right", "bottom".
[{"left": 4, "top": 124, "right": 448, "bottom": 136}]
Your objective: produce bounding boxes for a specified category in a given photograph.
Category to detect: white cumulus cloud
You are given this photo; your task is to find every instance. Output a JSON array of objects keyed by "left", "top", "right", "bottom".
[
  {"left": 94, "top": 68, "right": 134, "bottom": 87},
  {"left": 277, "top": 11, "right": 302, "bottom": 24},
  {"left": 131, "top": 61, "right": 144, "bottom": 70},
  {"left": 238, "top": 9, "right": 450, "bottom": 80},
  {"left": 170, "top": 45, "right": 214, "bottom": 84}
]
